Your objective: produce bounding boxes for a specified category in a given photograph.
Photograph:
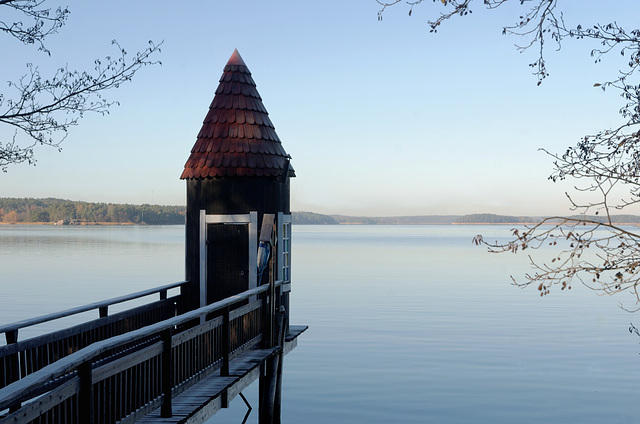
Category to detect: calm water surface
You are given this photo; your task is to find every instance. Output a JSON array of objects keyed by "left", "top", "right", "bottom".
[{"left": 0, "top": 224, "right": 639, "bottom": 423}]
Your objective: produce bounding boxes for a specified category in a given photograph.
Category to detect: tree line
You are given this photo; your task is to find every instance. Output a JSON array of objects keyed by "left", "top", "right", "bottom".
[
  {"left": 456, "top": 214, "right": 640, "bottom": 225},
  {"left": 0, "top": 198, "right": 185, "bottom": 225}
]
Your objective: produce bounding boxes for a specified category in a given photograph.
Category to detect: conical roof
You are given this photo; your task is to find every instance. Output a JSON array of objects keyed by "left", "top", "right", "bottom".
[{"left": 181, "top": 49, "right": 294, "bottom": 179}]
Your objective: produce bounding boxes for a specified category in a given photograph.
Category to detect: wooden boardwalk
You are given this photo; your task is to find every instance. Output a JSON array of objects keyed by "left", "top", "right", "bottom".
[
  {"left": 138, "top": 327, "right": 304, "bottom": 424},
  {"left": 0, "top": 282, "right": 305, "bottom": 424}
]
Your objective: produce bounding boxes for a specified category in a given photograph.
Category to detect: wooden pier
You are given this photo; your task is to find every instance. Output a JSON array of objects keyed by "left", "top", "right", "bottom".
[
  {"left": 0, "top": 48, "right": 304, "bottom": 423},
  {"left": 0, "top": 281, "right": 306, "bottom": 424}
]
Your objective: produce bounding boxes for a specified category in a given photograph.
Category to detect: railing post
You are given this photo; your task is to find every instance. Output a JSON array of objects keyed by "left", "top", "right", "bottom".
[
  {"left": 5, "top": 329, "right": 17, "bottom": 345},
  {"left": 269, "top": 280, "right": 276, "bottom": 347},
  {"left": 78, "top": 360, "right": 94, "bottom": 424},
  {"left": 161, "top": 328, "right": 174, "bottom": 418},
  {"left": 273, "top": 310, "right": 287, "bottom": 423},
  {"left": 221, "top": 306, "right": 230, "bottom": 376},
  {"left": 6, "top": 330, "right": 21, "bottom": 412},
  {"left": 5, "top": 330, "right": 19, "bottom": 383},
  {"left": 261, "top": 288, "right": 272, "bottom": 349},
  {"left": 99, "top": 306, "right": 108, "bottom": 318}
]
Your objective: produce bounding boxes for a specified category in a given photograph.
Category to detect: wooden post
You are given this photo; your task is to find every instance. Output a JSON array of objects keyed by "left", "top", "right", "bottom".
[
  {"left": 259, "top": 214, "right": 276, "bottom": 349},
  {"left": 269, "top": 280, "right": 276, "bottom": 346},
  {"left": 6, "top": 330, "right": 20, "bottom": 412},
  {"left": 221, "top": 306, "right": 230, "bottom": 377},
  {"left": 259, "top": 356, "right": 278, "bottom": 423},
  {"left": 258, "top": 214, "right": 285, "bottom": 424},
  {"left": 78, "top": 360, "right": 94, "bottom": 424},
  {"left": 199, "top": 209, "right": 207, "bottom": 311},
  {"left": 261, "top": 286, "right": 272, "bottom": 350},
  {"left": 273, "top": 311, "right": 288, "bottom": 423},
  {"left": 161, "top": 328, "right": 173, "bottom": 418},
  {"left": 5, "top": 330, "right": 18, "bottom": 383},
  {"left": 259, "top": 312, "right": 285, "bottom": 424}
]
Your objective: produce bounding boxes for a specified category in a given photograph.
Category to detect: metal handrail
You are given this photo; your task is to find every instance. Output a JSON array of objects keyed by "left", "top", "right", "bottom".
[
  {"left": 0, "top": 281, "right": 282, "bottom": 411},
  {"left": 0, "top": 281, "right": 187, "bottom": 340}
]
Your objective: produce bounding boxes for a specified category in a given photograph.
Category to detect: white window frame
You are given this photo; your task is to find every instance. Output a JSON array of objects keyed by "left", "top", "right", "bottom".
[{"left": 277, "top": 212, "right": 292, "bottom": 292}]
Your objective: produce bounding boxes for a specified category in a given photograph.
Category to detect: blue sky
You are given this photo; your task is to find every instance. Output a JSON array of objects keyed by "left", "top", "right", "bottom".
[{"left": 1, "top": 0, "right": 637, "bottom": 216}]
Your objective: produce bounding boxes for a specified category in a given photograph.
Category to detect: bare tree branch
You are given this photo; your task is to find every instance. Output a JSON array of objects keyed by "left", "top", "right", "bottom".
[
  {"left": 0, "top": 0, "right": 69, "bottom": 54},
  {"left": 0, "top": 1, "right": 161, "bottom": 170},
  {"left": 378, "top": 1, "right": 640, "bottom": 309}
]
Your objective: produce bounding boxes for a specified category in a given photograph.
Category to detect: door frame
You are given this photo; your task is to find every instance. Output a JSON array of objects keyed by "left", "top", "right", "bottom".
[{"left": 199, "top": 210, "right": 258, "bottom": 308}]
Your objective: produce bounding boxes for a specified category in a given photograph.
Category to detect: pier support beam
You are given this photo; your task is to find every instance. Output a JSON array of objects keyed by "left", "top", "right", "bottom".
[{"left": 259, "top": 312, "right": 285, "bottom": 424}]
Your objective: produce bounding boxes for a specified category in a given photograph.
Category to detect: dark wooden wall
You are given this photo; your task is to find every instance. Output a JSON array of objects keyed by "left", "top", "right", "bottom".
[{"left": 184, "top": 176, "right": 290, "bottom": 308}]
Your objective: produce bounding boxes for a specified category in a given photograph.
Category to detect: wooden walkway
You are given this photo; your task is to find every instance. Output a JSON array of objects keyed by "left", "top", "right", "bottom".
[
  {"left": 137, "top": 326, "right": 305, "bottom": 424},
  {"left": 0, "top": 282, "right": 305, "bottom": 424}
]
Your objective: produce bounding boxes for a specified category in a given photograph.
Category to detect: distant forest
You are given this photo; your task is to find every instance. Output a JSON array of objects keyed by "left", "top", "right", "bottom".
[
  {"left": 5, "top": 198, "right": 639, "bottom": 226},
  {"left": 293, "top": 212, "right": 460, "bottom": 224},
  {"left": 0, "top": 198, "right": 185, "bottom": 225},
  {"left": 0, "top": 201, "right": 460, "bottom": 225},
  {"left": 454, "top": 213, "right": 536, "bottom": 224},
  {"left": 454, "top": 213, "right": 640, "bottom": 224}
]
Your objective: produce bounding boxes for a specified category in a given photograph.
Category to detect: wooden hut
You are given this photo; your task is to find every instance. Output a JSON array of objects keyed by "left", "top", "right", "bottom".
[{"left": 181, "top": 49, "right": 294, "bottom": 309}]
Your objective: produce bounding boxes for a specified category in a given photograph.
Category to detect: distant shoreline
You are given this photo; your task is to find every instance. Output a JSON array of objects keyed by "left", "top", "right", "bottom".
[
  {"left": 0, "top": 221, "right": 142, "bottom": 226},
  {"left": 3, "top": 198, "right": 640, "bottom": 226},
  {"left": 5, "top": 221, "right": 640, "bottom": 227}
]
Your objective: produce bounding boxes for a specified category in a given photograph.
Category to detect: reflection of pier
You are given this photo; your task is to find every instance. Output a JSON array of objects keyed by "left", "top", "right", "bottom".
[{"left": 0, "top": 49, "right": 304, "bottom": 423}]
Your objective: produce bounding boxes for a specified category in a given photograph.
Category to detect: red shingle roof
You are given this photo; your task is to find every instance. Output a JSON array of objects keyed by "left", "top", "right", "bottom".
[{"left": 181, "top": 49, "right": 294, "bottom": 179}]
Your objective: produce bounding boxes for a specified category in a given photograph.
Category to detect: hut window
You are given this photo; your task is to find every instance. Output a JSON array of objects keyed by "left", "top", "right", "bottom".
[{"left": 278, "top": 213, "right": 292, "bottom": 284}]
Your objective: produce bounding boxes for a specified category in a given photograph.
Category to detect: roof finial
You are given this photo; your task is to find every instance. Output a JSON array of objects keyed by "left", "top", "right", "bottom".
[{"left": 227, "top": 49, "right": 247, "bottom": 67}]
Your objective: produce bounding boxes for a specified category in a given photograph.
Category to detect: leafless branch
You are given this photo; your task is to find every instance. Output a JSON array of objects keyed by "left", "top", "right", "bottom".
[
  {"left": 0, "top": 0, "right": 69, "bottom": 54},
  {"left": 0, "top": 41, "right": 162, "bottom": 171},
  {"left": 377, "top": 0, "right": 640, "bottom": 309},
  {"left": 0, "top": 1, "right": 162, "bottom": 170}
]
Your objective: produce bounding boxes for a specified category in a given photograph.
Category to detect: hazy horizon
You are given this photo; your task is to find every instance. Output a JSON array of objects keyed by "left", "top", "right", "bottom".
[
  {"left": 1, "top": 1, "right": 636, "bottom": 218},
  {"left": 0, "top": 196, "right": 623, "bottom": 220}
]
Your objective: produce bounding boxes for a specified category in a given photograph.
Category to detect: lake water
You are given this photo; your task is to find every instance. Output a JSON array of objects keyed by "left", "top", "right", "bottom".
[{"left": 1, "top": 224, "right": 639, "bottom": 423}]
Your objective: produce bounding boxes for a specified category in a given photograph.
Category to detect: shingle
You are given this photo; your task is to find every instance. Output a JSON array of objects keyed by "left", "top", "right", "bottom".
[
  {"left": 236, "top": 110, "right": 246, "bottom": 125},
  {"left": 238, "top": 96, "right": 247, "bottom": 111},
  {"left": 249, "top": 139, "right": 259, "bottom": 153},
  {"left": 220, "top": 138, "right": 229, "bottom": 153},
  {"left": 205, "top": 153, "right": 215, "bottom": 168},
  {"left": 245, "top": 110, "right": 255, "bottom": 125},
  {"left": 196, "top": 154, "right": 207, "bottom": 168},
  {"left": 181, "top": 49, "right": 295, "bottom": 180},
  {"left": 247, "top": 153, "right": 257, "bottom": 168},
  {"left": 229, "top": 153, "right": 238, "bottom": 168},
  {"left": 214, "top": 153, "right": 223, "bottom": 168},
  {"left": 252, "top": 126, "right": 262, "bottom": 140},
  {"left": 191, "top": 138, "right": 206, "bottom": 153},
  {"left": 263, "top": 154, "right": 273, "bottom": 169}
]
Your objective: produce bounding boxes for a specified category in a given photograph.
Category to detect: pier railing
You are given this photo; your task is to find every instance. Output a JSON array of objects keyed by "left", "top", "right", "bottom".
[
  {"left": 0, "top": 282, "right": 187, "bottom": 389},
  {"left": 0, "top": 281, "right": 281, "bottom": 424}
]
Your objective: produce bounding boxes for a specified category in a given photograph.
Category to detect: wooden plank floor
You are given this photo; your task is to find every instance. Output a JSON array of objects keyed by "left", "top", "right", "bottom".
[{"left": 135, "top": 326, "right": 307, "bottom": 424}]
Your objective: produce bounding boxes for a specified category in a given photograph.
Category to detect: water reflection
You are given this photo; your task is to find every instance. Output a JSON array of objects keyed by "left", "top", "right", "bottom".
[{"left": 1, "top": 224, "right": 639, "bottom": 423}]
